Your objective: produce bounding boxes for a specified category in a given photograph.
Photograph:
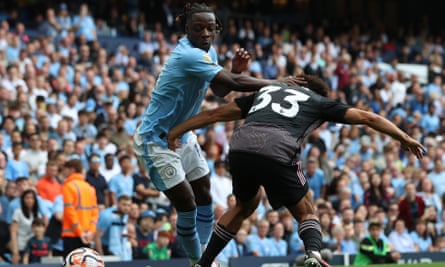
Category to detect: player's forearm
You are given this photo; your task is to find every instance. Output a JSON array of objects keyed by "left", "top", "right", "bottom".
[
  {"left": 169, "top": 110, "right": 222, "bottom": 139},
  {"left": 170, "top": 103, "right": 242, "bottom": 139},
  {"left": 226, "top": 74, "right": 276, "bottom": 91},
  {"left": 211, "top": 71, "right": 275, "bottom": 97},
  {"left": 365, "top": 114, "right": 409, "bottom": 143}
]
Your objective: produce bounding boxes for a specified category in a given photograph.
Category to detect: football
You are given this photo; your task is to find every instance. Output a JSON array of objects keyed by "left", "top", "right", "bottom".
[{"left": 63, "top": 247, "right": 105, "bottom": 267}]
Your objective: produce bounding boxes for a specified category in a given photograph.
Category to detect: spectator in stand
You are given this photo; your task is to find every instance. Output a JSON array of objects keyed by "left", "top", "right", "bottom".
[
  {"left": 5, "top": 177, "right": 51, "bottom": 225},
  {"left": 9, "top": 189, "right": 42, "bottom": 264},
  {"left": 5, "top": 142, "right": 29, "bottom": 181},
  {"left": 56, "top": 3, "right": 72, "bottom": 37},
  {"left": 39, "top": 8, "right": 60, "bottom": 39},
  {"left": 22, "top": 218, "right": 52, "bottom": 264},
  {"left": 166, "top": 210, "right": 187, "bottom": 259},
  {"left": 246, "top": 220, "right": 274, "bottom": 256},
  {"left": 420, "top": 103, "right": 440, "bottom": 134},
  {"left": 72, "top": 4, "right": 96, "bottom": 42},
  {"left": 36, "top": 161, "right": 62, "bottom": 203},
  {"left": 100, "top": 153, "right": 121, "bottom": 182},
  {"left": 364, "top": 173, "right": 391, "bottom": 211},
  {"left": 388, "top": 218, "right": 418, "bottom": 253},
  {"left": 134, "top": 210, "right": 156, "bottom": 259},
  {"left": 92, "top": 133, "right": 117, "bottom": 161},
  {"left": 305, "top": 157, "right": 327, "bottom": 201},
  {"left": 289, "top": 228, "right": 305, "bottom": 255},
  {"left": 410, "top": 219, "right": 435, "bottom": 252},
  {"left": 384, "top": 202, "right": 400, "bottom": 236},
  {"left": 95, "top": 195, "right": 132, "bottom": 261},
  {"left": 0, "top": 180, "right": 17, "bottom": 221},
  {"left": 210, "top": 160, "right": 232, "bottom": 209},
  {"left": 428, "top": 158, "right": 445, "bottom": 199},
  {"left": 216, "top": 229, "right": 251, "bottom": 267},
  {"left": 269, "top": 222, "right": 287, "bottom": 256},
  {"left": 398, "top": 182, "right": 425, "bottom": 231},
  {"left": 132, "top": 159, "right": 160, "bottom": 206},
  {"left": 417, "top": 177, "right": 442, "bottom": 219},
  {"left": 143, "top": 230, "right": 171, "bottom": 260},
  {"left": 110, "top": 116, "right": 131, "bottom": 148},
  {"left": 86, "top": 153, "right": 109, "bottom": 210},
  {"left": 109, "top": 155, "right": 134, "bottom": 206},
  {"left": 20, "top": 133, "right": 47, "bottom": 181}
]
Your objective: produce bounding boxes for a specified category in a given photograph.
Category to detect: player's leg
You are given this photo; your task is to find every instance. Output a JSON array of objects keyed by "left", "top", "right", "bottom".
[
  {"left": 190, "top": 175, "right": 214, "bottom": 249},
  {"left": 261, "top": 160, "right": 330, "bottom": 267},
  {"left": 135, "top": 140, "right": 202, "bottom": 263},
  {"left": 286, "top": 193, "right": 331, "bottom": 267},
  {"left": 195, "top": 152, "right": 262, "bottom": 267},
  {"left": 180, "top": 133, "right": 214, "bottom": 247},
  {"left": 195, "top": 190, "right": 262, "bottom": 267}
]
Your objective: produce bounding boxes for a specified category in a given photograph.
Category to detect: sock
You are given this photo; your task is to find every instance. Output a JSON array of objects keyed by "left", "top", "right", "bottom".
[
  {"left": 197, "top": 223, "right": 236, "bottom": 267},
  {"left": 196, "top": 204, "right": 214, "bottom": 245},
  {"left": 177, "top": 209, "right": 201, "bottom": 260},
  {"left": 298, "top": 219, "right": 323, "bottom": 253}
]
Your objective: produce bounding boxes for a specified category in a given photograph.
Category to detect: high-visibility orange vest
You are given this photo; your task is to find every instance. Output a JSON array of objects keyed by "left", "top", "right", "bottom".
[{"left": 62, "top": 173, "right": 98, "bottom": 238}]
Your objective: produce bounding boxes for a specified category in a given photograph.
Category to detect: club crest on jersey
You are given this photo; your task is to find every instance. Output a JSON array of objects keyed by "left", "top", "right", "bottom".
[
  {"left": 202, "top": 52, "right": 216, "bottom": 65},
  {"left": 163, "top": 166, "right": 177, "bottom": 177}
]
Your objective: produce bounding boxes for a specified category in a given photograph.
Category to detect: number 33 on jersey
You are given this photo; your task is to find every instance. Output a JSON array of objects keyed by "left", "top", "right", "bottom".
[{"left": 248, "top": 85, "right": 310, "bottom": 118}]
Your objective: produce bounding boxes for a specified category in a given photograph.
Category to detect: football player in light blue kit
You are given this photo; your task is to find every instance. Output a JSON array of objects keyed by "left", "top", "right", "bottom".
[{"left": 133, "top": 2, "right": 304, "bottom": 264}]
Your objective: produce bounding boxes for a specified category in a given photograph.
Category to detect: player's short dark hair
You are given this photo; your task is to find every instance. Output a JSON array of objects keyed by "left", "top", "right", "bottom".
[
  {"left": 176, "top": 2, "right": 222, "bottom": 33},
  {"left": 303, "top": 74, "right": 329, "bottom": 97}
]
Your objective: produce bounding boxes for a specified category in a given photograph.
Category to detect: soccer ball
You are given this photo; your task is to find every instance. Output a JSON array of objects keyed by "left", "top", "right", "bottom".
[{"left": 63, "top": 247, "right": 105, "bottom": 267}]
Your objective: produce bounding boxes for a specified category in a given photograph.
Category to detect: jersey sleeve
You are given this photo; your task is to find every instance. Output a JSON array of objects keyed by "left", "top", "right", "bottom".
[
  {"left": 318, "top": 97, "right": 350, "bottom": 123},
  {"left": 235, "top": 94, "right": 256, "bottom": 119},
  {"left": 181, "top": 48, "right": 223, "bottom": 82},
  {"left": 97, "top": 209, "right": 111, "bottom": 232}
]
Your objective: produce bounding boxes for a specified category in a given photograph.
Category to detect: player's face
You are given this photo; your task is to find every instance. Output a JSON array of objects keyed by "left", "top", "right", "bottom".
[{"left": 186, "top": 12, "right": 217, "bottom": 51}]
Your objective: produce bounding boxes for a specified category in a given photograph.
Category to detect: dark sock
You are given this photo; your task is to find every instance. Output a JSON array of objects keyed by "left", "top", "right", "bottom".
[
  {"left": 298, "top": 218, "right": 323, "bottom": 252},
  {"left": 197, "top": 223, "right": 236, "bottom": 267}
]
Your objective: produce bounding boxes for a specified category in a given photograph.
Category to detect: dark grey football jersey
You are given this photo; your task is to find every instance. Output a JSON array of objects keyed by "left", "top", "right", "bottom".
[{"left": 232, "top": 84, "right": 350, "bottom": 164}]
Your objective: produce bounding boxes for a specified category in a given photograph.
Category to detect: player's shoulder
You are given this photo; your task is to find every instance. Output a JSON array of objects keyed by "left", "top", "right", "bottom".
[{"left": 177, "top": 37, "right": 214, "bottom": 62}]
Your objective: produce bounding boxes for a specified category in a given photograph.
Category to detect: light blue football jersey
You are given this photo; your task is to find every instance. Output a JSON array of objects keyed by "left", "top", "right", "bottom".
[{"left": 138, "top": 37, "right": 223, "bottom": 147}]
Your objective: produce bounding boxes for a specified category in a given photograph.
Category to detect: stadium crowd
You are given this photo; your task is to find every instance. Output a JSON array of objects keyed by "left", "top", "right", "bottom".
[{"left": 1, "top": 1, "right": 445, "bottom": 265}]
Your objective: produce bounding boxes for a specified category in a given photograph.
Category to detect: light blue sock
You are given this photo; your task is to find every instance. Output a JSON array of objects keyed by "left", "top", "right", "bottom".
[
  {"left": 176, "top": 209, "right": 201, "bottom": 260},
  {"left": 196, "top": 204, "right": 214, "bottom": 245}
]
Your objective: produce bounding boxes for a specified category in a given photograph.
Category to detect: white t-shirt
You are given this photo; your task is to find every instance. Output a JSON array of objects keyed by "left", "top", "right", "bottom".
[
  {"left": 210, "top": 174, "right": 233, "bottom": 209},
  {"left": 12, "top": 208, "right": 39, "bottom": 251}
]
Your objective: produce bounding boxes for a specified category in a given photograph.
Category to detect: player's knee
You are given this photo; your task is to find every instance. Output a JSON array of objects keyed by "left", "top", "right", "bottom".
[{"left": 195, "top": 194, "right": 212, "bottom": 206}]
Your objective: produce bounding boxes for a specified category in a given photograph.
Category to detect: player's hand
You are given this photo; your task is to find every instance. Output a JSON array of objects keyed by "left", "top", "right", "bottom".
[
  {"left": 167, "top": 132, "right": 181, "bottom": 151},
  {"left": 231, "top": 48, "right": 250, "bottom": 74},
  {"left": 400, "top": 137, "right": 426, "bottom": 159},
  {"left": 278, "top": 75, "right": 307, "bottom": 86}
]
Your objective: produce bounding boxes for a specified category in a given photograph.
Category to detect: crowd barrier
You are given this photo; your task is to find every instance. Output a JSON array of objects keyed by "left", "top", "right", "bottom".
[{"left": 8, "top": 251, "right": 445, "bottom": 267}]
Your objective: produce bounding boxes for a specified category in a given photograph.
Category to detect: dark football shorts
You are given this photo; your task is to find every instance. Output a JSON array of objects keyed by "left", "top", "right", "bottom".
[{"left": 228, "top": 151, "right": 309, "bottom": 209}]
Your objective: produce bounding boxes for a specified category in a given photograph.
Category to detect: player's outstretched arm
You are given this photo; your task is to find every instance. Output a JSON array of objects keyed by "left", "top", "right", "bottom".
[
  {"left": 343, "top": 108, "right": 426, "bottom": 158},
  {"left": 210, "top": 71, "right": 307, "bottom": 97},
  {"left": 167, "top": 102, "right": 242, "bottom": 151}
]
